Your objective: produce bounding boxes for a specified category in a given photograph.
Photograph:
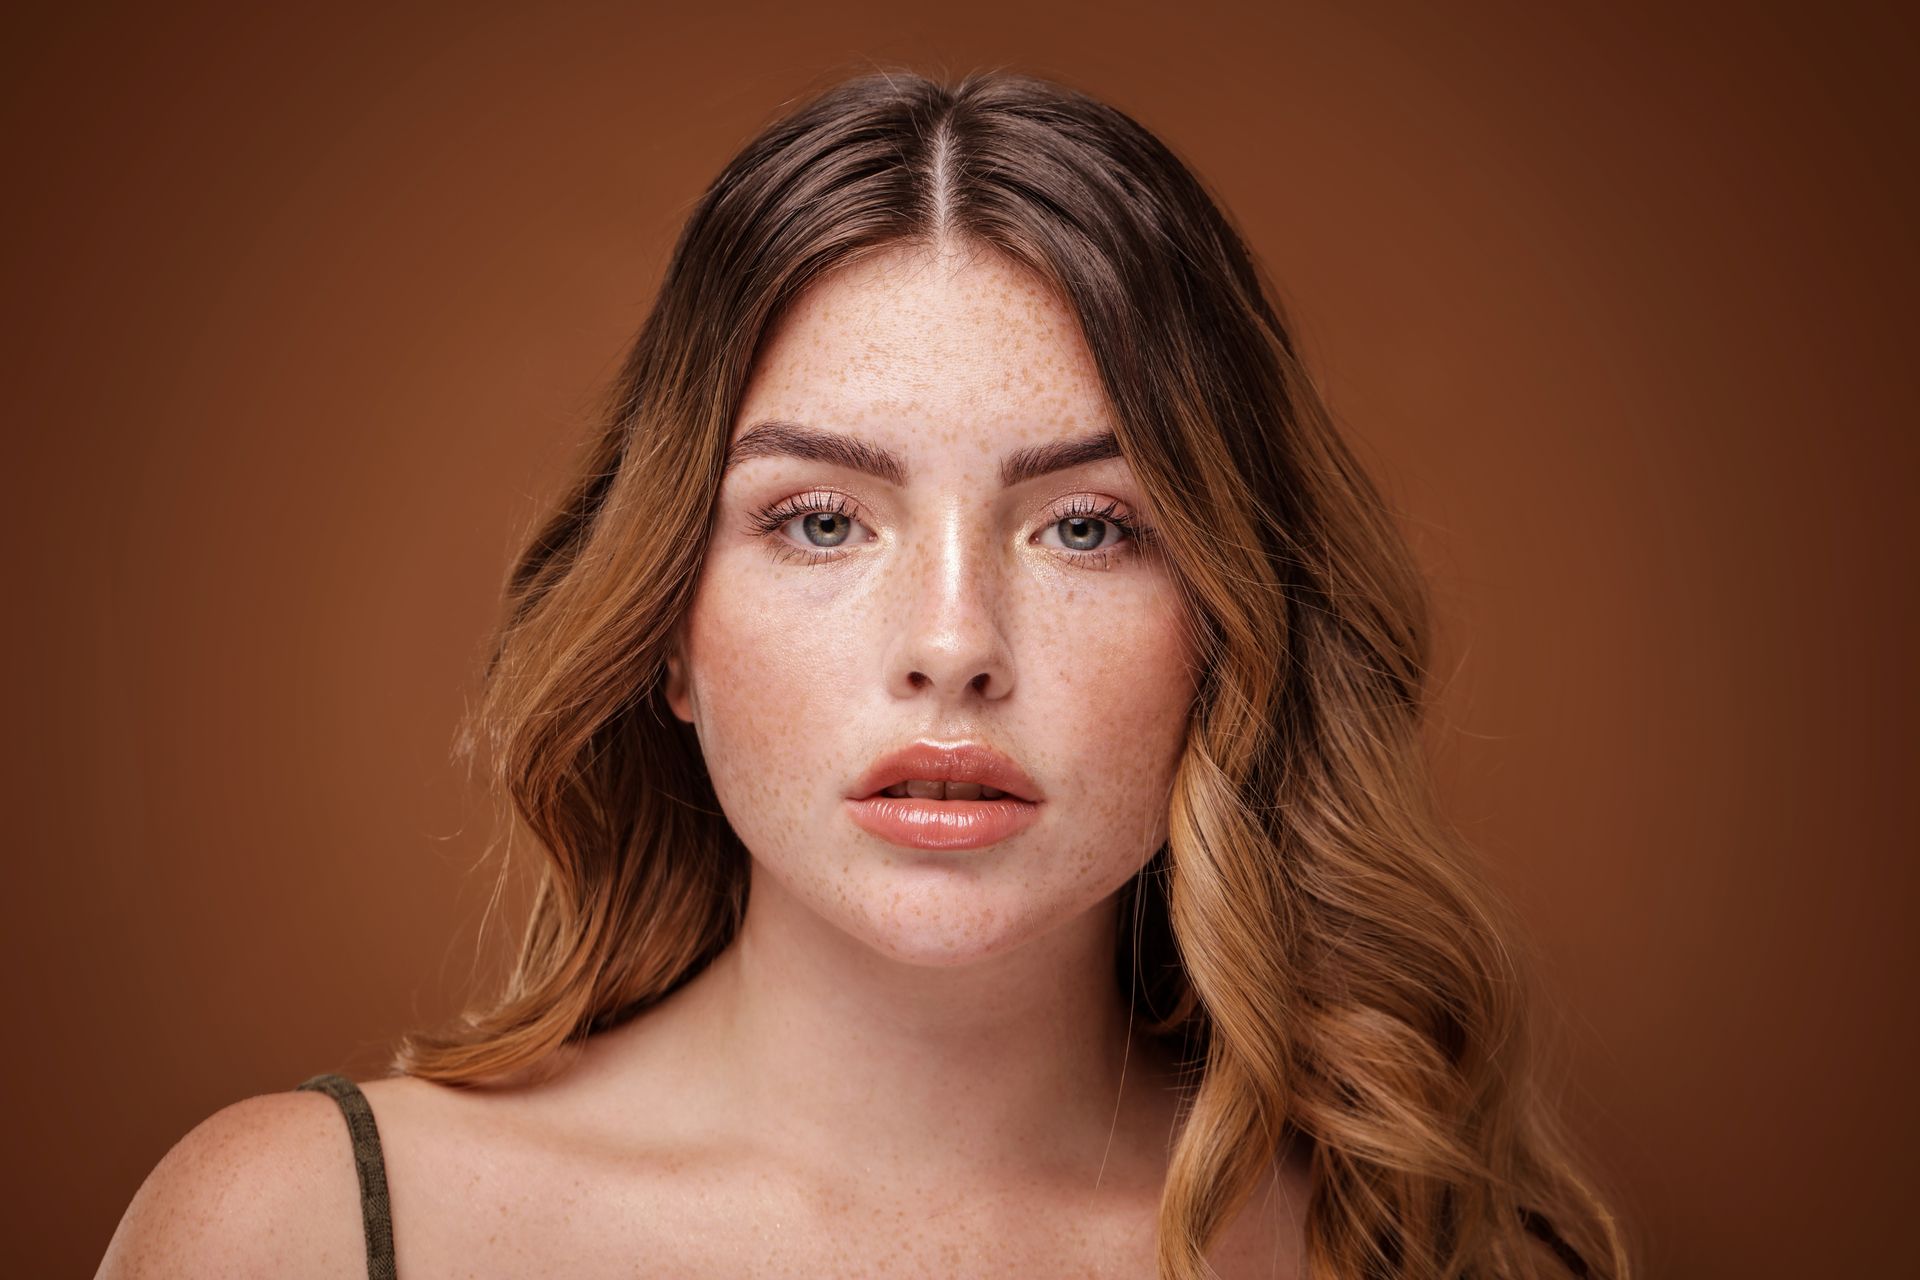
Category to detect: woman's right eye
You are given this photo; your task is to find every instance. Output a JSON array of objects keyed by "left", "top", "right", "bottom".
[
  {"left": 789, "top": 510, "right": 857, "bottom": 547},
  {"left": 747, "top": 491, "right": 873, "bottom": 564}
]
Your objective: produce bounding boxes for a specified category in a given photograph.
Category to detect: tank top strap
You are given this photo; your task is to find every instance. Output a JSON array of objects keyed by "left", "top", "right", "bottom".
[
  {"left": 296, "top": 1072, "right": 398, "bottom": 1280},
  {"left": 1519, "top": 1205, "right": 1593, "bottom": 1277}
]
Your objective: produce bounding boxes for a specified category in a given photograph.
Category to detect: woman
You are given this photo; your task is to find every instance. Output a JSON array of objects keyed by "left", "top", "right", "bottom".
[{"left": 100, "top": 69, "right": 1628, "bottom": 1278}]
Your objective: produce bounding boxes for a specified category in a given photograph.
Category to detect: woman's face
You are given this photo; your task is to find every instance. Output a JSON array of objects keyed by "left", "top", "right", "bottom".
[{"left": 665, "top": 242, "right": 1198, "bottom": 966}]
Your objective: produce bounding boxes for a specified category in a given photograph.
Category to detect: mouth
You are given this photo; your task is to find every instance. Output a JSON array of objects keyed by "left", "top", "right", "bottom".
[
  {"left": 845, "top": 740, "right": 1043, "bottom": 851},
  {"left": 846, "top": 740, "right": 1043, "bottom": 804},
  {"left": 871, "top": 779, "right": 1017, "bottom": 801}
]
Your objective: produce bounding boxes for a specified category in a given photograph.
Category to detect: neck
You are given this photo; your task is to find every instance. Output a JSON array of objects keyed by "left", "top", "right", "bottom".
[{"left": 672, "top": 863, "right": 1179, "bottom": 1182}]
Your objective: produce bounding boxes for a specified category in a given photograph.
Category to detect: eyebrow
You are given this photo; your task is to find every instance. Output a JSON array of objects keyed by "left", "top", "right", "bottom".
[{"left": 724, "top": 419, "right": 1123, "bottom": 489}]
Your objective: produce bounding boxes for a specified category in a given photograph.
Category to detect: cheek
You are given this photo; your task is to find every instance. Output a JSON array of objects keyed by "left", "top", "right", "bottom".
[
  {"left": 1023, "top": 587, "right": 1196, "bottom": 866},
  {"left": 680, "top": 559, "right": 845, "bottom": 826}
]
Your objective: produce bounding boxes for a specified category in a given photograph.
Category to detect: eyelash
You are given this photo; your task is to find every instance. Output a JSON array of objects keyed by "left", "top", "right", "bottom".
[{"left": 744, "top": 490, "right": 1155, "bottom": 571}]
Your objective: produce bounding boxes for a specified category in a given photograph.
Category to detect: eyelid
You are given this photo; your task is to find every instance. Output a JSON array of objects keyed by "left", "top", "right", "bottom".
[
  {"left": 1046, "top": 492, "right": 1140, "bottom": 522},
  {"left": 745, "top": 487, "right": 868, "bottom": 533},
  {"left": 1034, "top": 494, "right": 1148, "bottom": 558}
]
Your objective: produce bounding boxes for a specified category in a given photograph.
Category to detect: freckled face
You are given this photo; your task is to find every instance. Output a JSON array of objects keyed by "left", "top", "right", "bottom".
[{"left": 664, "top": 242, "right": 1197, "bottom": 965}]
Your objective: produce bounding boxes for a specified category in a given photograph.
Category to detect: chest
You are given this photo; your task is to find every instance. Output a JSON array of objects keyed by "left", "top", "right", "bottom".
[
  {"left": 390, "top": 1161, "right": 1176, "bottom": 1279},
  {"left": 372, "top": 1099, "right": 1308, "bottom": 1280}
]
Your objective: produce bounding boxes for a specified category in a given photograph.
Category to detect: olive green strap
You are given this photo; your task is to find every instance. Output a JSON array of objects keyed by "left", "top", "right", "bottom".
[
  {"left": 296, "top": 1073, "right": 397, "bottom": 1280},
  {"left": 1519, "top": 1206, "right": 1592, "bottom": 1277}
]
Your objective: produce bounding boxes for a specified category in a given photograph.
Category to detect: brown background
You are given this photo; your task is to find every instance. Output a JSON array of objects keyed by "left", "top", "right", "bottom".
[{"left": 4, "top": 2, "right": 1912, "bottom": 1275}]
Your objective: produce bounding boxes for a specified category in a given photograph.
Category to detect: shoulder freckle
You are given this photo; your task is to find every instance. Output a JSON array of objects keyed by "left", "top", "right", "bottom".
[{"left": 96, "top": 1089, "right": 365, "bottom": 1279}]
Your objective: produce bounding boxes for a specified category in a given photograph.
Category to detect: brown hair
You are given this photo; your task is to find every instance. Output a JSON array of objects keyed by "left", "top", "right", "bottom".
[{"left": 396, "top": 66, "right": 1630, "bottom": 1279}]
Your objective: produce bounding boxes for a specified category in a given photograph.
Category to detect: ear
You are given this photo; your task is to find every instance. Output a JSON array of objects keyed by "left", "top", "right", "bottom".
[{"left": 662, "top": 630, "right": 695, "bottom": 724}]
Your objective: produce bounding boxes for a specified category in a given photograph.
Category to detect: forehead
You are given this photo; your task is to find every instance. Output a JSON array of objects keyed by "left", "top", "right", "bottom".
[{"left": 734, "top": 242, "right": 1116, "bottom": 445}]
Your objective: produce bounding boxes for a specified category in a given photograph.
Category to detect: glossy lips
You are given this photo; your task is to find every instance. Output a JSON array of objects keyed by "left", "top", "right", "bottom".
[{"left": 844, "top": 740, "right": 1042, "bottom": 851}]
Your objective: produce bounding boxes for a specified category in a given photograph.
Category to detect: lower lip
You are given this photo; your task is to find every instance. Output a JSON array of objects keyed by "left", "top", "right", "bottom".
[{"left": 843, "top": 795, "right": 1042, "bottom": 851}]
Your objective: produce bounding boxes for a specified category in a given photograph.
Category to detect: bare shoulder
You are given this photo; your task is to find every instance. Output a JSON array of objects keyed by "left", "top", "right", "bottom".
[{"left": 95, "top": 1085, "right": 372, "bottom": 1280}]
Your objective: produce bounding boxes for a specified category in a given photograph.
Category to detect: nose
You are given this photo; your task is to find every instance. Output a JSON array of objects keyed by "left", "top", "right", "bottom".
[{"left": 881, "top": 503, "right": 1015, "bottom": 703}]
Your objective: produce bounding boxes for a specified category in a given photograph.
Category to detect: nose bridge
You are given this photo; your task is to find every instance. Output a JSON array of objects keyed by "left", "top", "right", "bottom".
[{"left": 886, "top": 495, "right": 1012, "bottom": 699}]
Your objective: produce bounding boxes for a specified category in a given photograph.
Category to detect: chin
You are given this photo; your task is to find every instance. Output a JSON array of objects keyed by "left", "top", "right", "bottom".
[{"left": 831, "top": 868, "right": 1085, "bottom": 969}]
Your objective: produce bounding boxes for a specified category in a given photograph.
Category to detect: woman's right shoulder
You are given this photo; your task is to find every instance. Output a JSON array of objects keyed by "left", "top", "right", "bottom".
[{"left": 95, "top": 1082, "right": 390, "bottom": 1280}]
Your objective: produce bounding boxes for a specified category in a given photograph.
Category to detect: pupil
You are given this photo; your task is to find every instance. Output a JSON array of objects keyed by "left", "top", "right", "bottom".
[
  {"left": 1062, "top": 516, "right": 1105, "bottom": 551},
  {"left": 803, "top": 512, "right": 851, "bottom": 547}
]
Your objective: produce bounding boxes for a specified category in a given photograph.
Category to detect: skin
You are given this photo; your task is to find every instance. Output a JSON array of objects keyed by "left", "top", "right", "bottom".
[{"left": 96, "top": 241, "right": 1313, "bottom": 1278}]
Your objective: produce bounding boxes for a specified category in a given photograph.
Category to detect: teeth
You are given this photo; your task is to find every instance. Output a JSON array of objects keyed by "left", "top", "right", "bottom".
[{"left": 879, "top": 780, "right": 1010, "bottom": 801}]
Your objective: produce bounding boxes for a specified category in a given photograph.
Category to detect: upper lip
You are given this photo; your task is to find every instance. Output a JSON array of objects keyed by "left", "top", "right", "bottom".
[{"left": 847, "top": 740, "right": 1043, "bottom": 803}]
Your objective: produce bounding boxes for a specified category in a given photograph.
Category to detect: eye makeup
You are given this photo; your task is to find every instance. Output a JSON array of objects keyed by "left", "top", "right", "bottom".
[{"left": 741, "top": 488, "right": 1156, "bottom": 571}]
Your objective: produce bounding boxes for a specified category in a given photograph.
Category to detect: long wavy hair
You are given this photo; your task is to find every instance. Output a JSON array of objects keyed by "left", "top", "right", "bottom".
[{"left": 393, "top": 66, "right": 1629, "bottom": 1280}]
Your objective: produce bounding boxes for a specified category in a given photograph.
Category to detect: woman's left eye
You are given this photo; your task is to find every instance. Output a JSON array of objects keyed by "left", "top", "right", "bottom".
[{"left": 1035, "top": 498, "right": 1149, "bottom": 568}]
